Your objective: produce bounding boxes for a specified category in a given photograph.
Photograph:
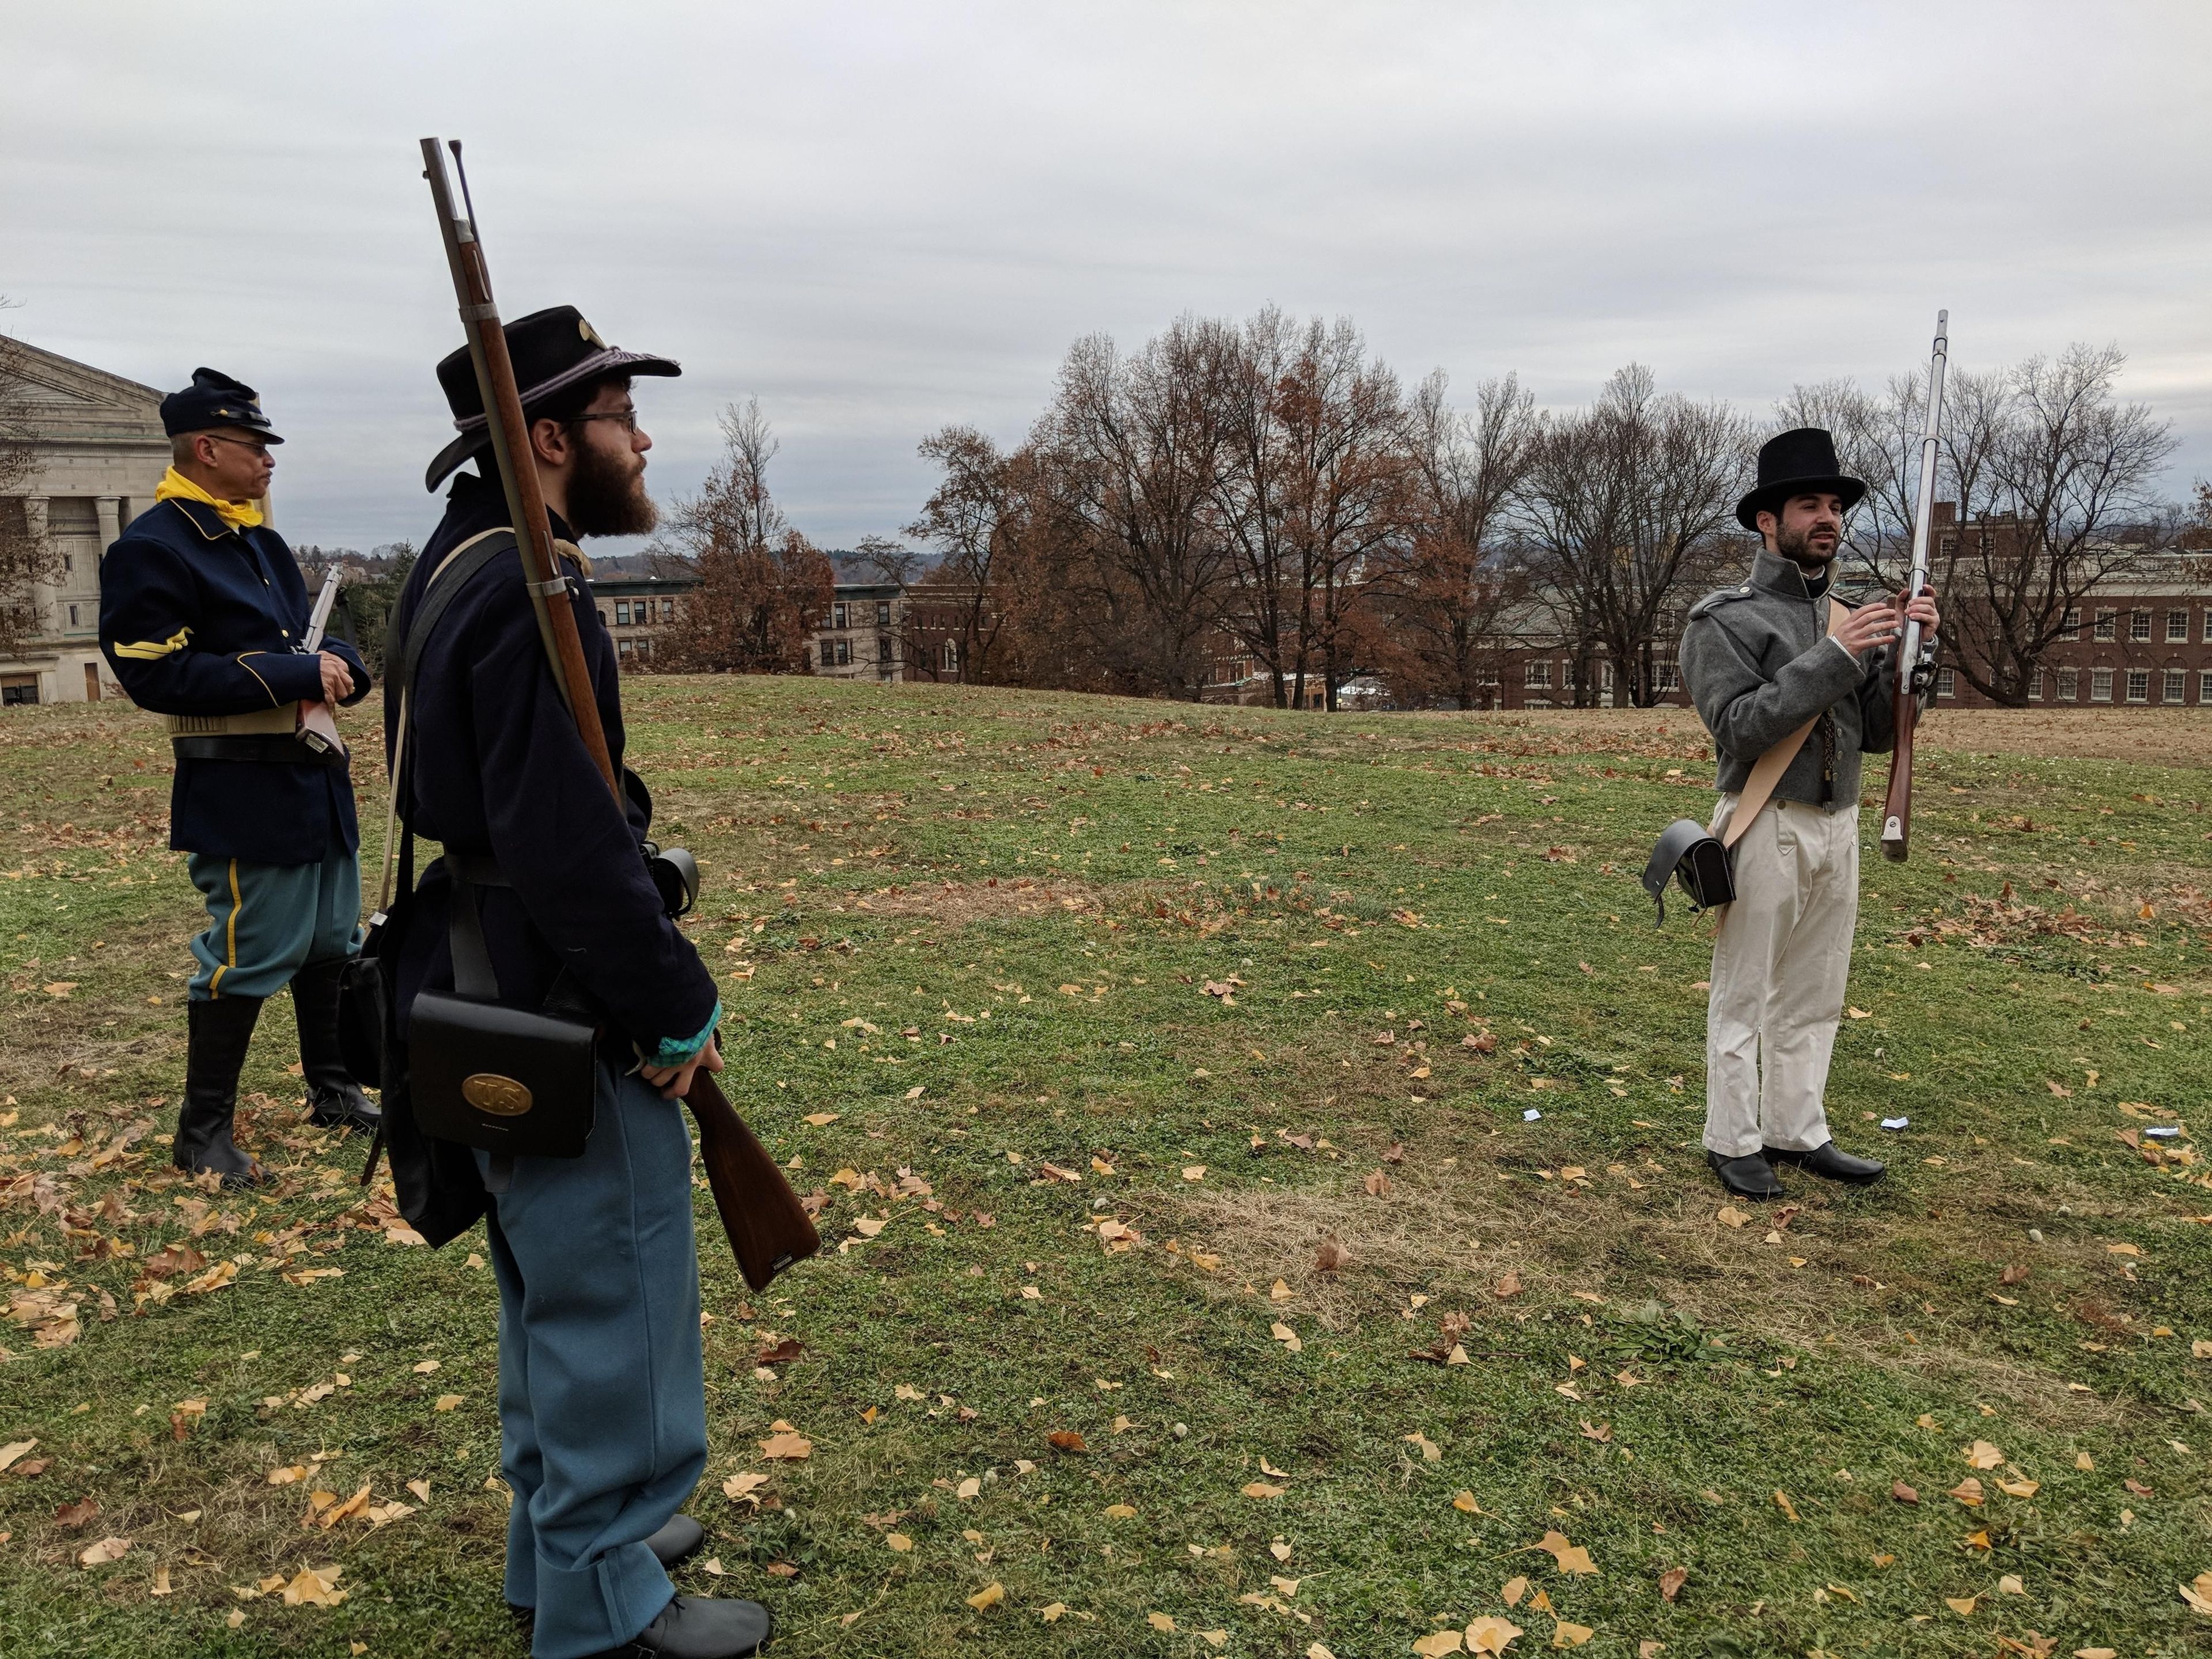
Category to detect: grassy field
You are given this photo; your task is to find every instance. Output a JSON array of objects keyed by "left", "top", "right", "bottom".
[{"left": 4, "top": 680, "right": 2211, "bottom": 1659}]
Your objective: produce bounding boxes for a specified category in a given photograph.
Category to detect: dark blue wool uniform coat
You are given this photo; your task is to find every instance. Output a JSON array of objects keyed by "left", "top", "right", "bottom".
[
  {"left": 383, "top": 471, "right": 718, "bottom": 1061},
  {"left": 99, "top": 498, "right": 371, "bottom": 864}
]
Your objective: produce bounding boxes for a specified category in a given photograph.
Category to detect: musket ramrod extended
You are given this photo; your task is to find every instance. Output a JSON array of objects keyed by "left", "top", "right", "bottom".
[
  {"left": 1877, "top": 310, "right": 1949, "bottom": 863},
  {"left": 417, "top": 138, "right": 819, "bottom": 1290}
]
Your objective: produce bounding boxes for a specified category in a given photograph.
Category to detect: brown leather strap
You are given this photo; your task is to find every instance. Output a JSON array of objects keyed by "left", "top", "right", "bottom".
[{"left": 1720, "top": 597, "right": 1849, "bottom": 849}]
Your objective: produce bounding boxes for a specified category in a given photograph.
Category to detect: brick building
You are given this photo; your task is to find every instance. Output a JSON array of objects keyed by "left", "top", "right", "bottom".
[
  {"left": 808, "top": 582, "right": 907, "bottom": 681},
  {"left": 585, "top": 571, "right": 698, "bottom": 669}
]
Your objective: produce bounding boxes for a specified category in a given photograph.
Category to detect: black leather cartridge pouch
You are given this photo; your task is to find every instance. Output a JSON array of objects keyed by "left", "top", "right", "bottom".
[{"left": 406, "top": 859, "right": 598, "bottom": 1160}]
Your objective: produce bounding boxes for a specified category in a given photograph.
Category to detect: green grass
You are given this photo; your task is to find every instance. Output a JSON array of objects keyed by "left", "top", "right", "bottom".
[{"left": 4, "top": 680, "right": 2212, "bottom": 1658}]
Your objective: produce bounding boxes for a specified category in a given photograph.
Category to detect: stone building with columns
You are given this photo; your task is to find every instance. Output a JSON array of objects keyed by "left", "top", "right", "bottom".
[{"left": 0, "top": 339, "right": 172, "bottom": 705}]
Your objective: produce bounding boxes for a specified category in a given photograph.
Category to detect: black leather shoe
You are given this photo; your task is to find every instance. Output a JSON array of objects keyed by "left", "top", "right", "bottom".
[
  {"left": 175, "top": 996, "right": 269, "bottom": 1189},
  {"left": 1706, "top": 1150, "right": 1782, "bottom": 1200},
  {"left": 647, "top": 1512, "right": 707, "bottom": 1568},
  {"left": 291, "top": 960, "right": 381, "bottom": 1133},
  {"left": 600, "top": 1595, "right": 772, "bottom": 1658},
  {"left": 1766, "top": 1141, "right": 1885, "bottom": 1185}
]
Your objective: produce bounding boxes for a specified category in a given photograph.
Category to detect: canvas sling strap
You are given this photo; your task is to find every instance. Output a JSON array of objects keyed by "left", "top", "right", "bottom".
[{"left": 1710, "top": 596, "right": 1849, "bottom": 929}]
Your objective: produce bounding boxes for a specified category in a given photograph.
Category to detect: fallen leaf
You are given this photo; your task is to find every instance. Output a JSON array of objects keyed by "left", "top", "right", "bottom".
[
  {"left": 0, "top": 1441, "right": 37, "bottom": 1475},
  {"left": 1551, "top": 1623, "right": 1593, "bottom": 1649},
  {"left": 77, "top": 1536, "right": 131, "bottom": 1567},
  {"left": 1717, "top": 1206, "right": 1751, "bottom": 1229},
  {"left": 1494, "top": 1272, "right": 1523, "bottom": 1300},
  {"left": 1535, "top": 1530, "right": 1597, "bottom": 1574},
  {"left": 1454, "top": 1491, "right": 1481, "bottom": 1513},
  {"left": 1946, "top": 1594, "right": 1978, "bottom": 1616},
  {"left": 1997, "top": 1478, "right": 2040, "bottom": 1498},
  {"left": 885, "top": 1533, "right": 912, "bottom": 1552},
  {"left": 966, "top": 1581, "right": 1005, "bottom": 1611},
  {"left": 1406, "top": 1431, "right": 1442, "bottom": 1461},
  {"left": 804, "top": 1112, "right": 839, "bottom": 1126},
  {"left": 433, "top": 1394, "right": 464, "bottom": 1412},
  {"left": 1271, "top": 1321, "right": 1304, "bottom": 1353},
  {"left": 151, "top": 1565, "right": 172, "bottom": 1596},
  {"left": 1502, "top": 1575, "right": 1529, "bottom": 1605},
  {"left": 1103, "top": 1502, "right": 1136, "bottom": 1520},
  {"left": 1964, "top": 1440, "right": 2005, "bottom": 1469},
  {"left": 1465, "top": 1616, "right": 1525, "bottom": 1655},
  {"left": 1149, "top": 1612, "right": 1177, "bottom": 1633},
  {"left": 1999, "top": 1574, "right": 2026, "bottom": 1595},
  {"left": 722, "top": 1471, "right": 768, "bottom": 1505},
  {"left": 1412, "top": 1633, "right": 1464, "bottom": 1657},
  {"left": 1773, "top": 1488, "right": 1801, "bottom": 1522},
  {"left": 54, "top": 1497, "right": 99, "bottom": 1530},
  {"left": 760, "top": 1433, "right": 812, "bottom": 1461},
  {"left": 1658, "top": 1566, "right": 1686, "bottom": 1601},
  {"left": 281, "top": 1565, "right": 346, "bottom": 1607},
  {"left": 1241, "top": 1482, "right": 1286, "bottom": 1499},
  {"left": 1949, "top": 1478, "right": 1985, "bottom": 1507},
  {"left": 1892, "top": 1481, "right": 1920, "bottom": 1504},
  {"left": 1040, "top": 1603, "right": 1067, "bottom": 1622}
]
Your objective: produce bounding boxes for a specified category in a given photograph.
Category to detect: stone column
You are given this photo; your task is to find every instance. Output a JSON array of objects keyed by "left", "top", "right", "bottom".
[{"left": 95, "top": 495, "right": 122, "bottom": 551}]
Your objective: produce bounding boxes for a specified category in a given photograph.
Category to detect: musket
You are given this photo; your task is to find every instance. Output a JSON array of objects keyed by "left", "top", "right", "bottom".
[
  {"left": 1877, "top": 310, "right": 1949, "bottom": 863},
  {"left": 297, "top": 567, "right": 347, "bottom": 757},
  {"left": 418, "top": 138, "right": 819, "bottom": 1291}
]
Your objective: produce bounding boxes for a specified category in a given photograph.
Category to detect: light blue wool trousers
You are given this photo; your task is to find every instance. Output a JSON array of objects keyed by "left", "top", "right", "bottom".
[
  {"left": 476, "top": 1062, "right": 707, "bottom": 1659},
  {"left": 184, "top": 847, "right": 361, "bottom": 1001}
]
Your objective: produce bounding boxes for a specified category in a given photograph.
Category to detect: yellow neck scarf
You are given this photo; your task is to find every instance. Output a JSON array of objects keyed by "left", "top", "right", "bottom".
[{"left": 156, "top": 465, "right": 264, "bottom": 531}]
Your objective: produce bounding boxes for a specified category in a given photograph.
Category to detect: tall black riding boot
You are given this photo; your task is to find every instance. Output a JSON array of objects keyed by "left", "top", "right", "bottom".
[
  {"left": 176, "top": 996, "right": 268, "bottom": 1188},
  {"left": 291, "top": 959, "right": 381, "bottom": 1134}
]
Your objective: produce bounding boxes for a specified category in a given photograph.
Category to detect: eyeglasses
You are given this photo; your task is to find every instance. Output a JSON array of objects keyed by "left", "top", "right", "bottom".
[
  {"left": 570, "top": 410, "right": 642, "bottom": 434},
  {"left": 203, "top": 433, "right": 274, "bottom": 457}
]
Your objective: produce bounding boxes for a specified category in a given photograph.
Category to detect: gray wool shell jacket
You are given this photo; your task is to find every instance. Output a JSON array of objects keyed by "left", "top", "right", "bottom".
[{"left": 1678, "top": 549, "right": 1907, "bottom": 809}]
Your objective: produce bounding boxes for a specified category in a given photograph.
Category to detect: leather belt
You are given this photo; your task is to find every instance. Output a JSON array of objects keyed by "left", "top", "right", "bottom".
[{"left": 172, "top": 735, "right": 345, "bottom": 767}]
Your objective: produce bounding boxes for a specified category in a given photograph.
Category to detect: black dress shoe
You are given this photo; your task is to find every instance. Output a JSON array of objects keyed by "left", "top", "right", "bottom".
[
  {"left": 1766, "top": 1141, "right": 1885, "bottom": 1185},
  {"left": 1706, "top": 1150, "right": 1782, "bottom": 1200},
  {"left": 599, "top": 1595, "right": 772, "bottom": 1658},
  {"left": 647, "top": 1512, "right": 706, "bottom": 1567}
]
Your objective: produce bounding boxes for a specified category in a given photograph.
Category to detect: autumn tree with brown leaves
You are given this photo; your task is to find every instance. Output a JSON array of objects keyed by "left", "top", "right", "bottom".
[
  {"left": 657, "top": 399, "right": 834, "bottom": 674},
  {"left": 0, "top": 325, "right": 64, "bottom": 656}
]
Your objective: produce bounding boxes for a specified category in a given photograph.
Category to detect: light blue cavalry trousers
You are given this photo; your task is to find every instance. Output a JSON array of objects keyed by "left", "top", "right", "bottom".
[{"left": 475, "top": 1062, "right": 707, "bottom": 1659}]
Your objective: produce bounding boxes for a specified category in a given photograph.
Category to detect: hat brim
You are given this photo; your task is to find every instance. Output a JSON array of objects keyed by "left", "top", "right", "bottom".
[
  {"left": 1735, "top": 474, "right": 1866, "bottom": 532},
  {"left": 171, "top": 420, "right": 285, "bottom": 445},
  {"left": 425, "top": 347, "right": 680, "bottom": 491}
]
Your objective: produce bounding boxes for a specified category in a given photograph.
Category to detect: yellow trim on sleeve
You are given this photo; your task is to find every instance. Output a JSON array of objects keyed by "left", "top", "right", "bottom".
[
  {"left": 232, "top": 652, "right": 283, "bottom": 706},
  {"left": 210, "top": 858, "right": 243, "bottom": 997},
  {"left": 112, "top": 626, "right": 192, "bottom": 661}
]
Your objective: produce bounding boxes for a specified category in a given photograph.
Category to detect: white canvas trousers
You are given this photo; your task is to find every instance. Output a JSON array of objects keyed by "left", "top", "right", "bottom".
[{"left": 1703, "top": 795, "right": 1859, "bottom": 1159}]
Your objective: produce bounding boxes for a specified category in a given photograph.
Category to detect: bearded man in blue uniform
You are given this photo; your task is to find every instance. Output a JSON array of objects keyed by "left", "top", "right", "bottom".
[
  {"left": 384, "top": 307, "right": 764, "bottom": 1659},
  {"left": 99, "top": 370, "right": 379, "bottom": 1187}
]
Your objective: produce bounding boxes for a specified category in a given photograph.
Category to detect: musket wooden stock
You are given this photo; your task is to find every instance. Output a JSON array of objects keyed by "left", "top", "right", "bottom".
[
  {"left": 421, "top": 137, "right": 816, "bottom": 1288},
  {"left": 681, "top": 1071, "right": 821, "bottom": 1291}
]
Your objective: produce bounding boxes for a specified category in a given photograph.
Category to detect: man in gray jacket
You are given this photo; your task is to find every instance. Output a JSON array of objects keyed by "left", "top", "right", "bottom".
[{"left": 1679, "top": 427, "right": 1940, "bottom": 1200}]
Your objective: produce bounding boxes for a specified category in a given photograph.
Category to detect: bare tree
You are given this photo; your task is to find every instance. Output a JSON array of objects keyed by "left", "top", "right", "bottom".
[
  {"left": 0, "top": 323, "right": 65, "bottom": 657},
  {"left": 903, "top": 426, "right": 1022, "bottom": 681},
  {"left": 658, "top": 400, "right": 834, "bottom": 673},
  {"left": 850, "top": 533, "right": 925, "bottom": 586},
  {"left": 1040, "top": 319, "right": 1241, "bottom": 700},
  {"left": 1368, "top": 369, "right": 1538, "bottom": 708},
  {"left": 1936, "top": 344, "right": 2175, "bottom": 703},
  {"left": 1521, "top": 365, "right": 1750, "bottom": 706}
]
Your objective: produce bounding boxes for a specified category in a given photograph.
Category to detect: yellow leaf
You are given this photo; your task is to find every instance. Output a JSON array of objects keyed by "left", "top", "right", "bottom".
[
  {"left": 1104, "top": 1503, "right": 1137, "bottom": 1520},
  {"left": 967, "top": 1581, "right": 1006, "bottom": 1611},
  {"left": 0, "top": 1440, "right": 37, "bottom": 1474},
  {"left": 1551, "top": 1623, "right": 1594, "bottom": 1649},
  {"left": 1454, "top": 1491, "right": 1481, "bottom": 1514},
  {"left": 1964, "top": 1440, "right": 2005, "bottom": 1469},
  {"left": 1716, "top": 1206, "right": 1750, "bottom": 1229},
  {"left": 1997, "top": 1478, "right": 2039, "bottom": 1498},
  {"left": 1149, "top": 1612, "right": 1177, "bottom": 1633},
  {"left": 1271, "top": 1279, "right": 1294, "bottom": 1302},
  {"left": 760, "top": 1432, "right": 813, "bottom": 1461},
  {"left": 1183, "top": 1165, "right": 1206, "bottom": 1181},
  {"left": 1465, "top": 1616, "right": 1525, "bottom": 1654},
  {"left": 1949, "top": 1478, "right": 1985, "bottom": 1506},
  {"left": 1501, "top": 1575, "right": 1529, "bottom": 1605},
  {"left": 281, "top": 1565, "right": 347, "bottom": 1607},
  {"left": 1271, "top": 1322, "right": 1304, "bottom": 1353},
  {"left": 1773, "top": 1490, "right": 1800, "bottom": 1523},
  {"left": 1535, "top": 1531, "right": 1598, "bottom": 1574},
  {"left": 1406, "top": 1431, "right": 1442, "bottom": 1461},
  {"left": 804, "top": 1112, "right": 839, "bottom": 1126},
  {"left": 1241, "top": 1482, "right": 1286, "bottom": 1499},
  {"left": 1412, "top": 1633, "right": 1464, "bottom": 1656},
  {"left": 886, "top": 1533, "right": 913, "bottom": 1552},
  {"left": 1308, "top": 1646, "right": 1338, "bottom": 1659},
  {"left": 956, "top": 1477, "right": 981, "bottom": 1501},
  {"left": 1040, "top": 1603, "right": 1067, "bottom": 1622},
  {"left": 433, "top": 1394, "right": 465, "bottom": 1412},
  {"left": 78, "top": 1536, "right": 132, "bottom": 1568},
  {"left": 722, "top": 1471, "right": 768, "bottom": 1504},
  {"left": 2075, "top": 1452, "right": 2095, "bottom": 1470},
  {"left": 1945, "top": 1595, "right": 1978, "bottom": 1616},
  {"left": 412, "top": 1360, "right": 441, "bottom": 1374},
  {"left": 1998, "top": 1574, "right": 2025, "bottom": 1594},
  {"left": 150, "top": 1565, "right": 172, "bottom": 1596}
]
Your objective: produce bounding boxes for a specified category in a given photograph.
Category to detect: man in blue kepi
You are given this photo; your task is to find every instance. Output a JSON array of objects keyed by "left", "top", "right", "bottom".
[{"left": 99, "top": 369, "right": 380, "bottom": 1187}]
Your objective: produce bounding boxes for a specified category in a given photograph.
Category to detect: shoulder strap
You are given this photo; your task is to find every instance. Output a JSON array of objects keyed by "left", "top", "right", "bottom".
[
  {"left": 1720, "top": 596, "right": 1849, "bottom": 849},
  {"left": 367, "top": 529, "right": 518, "bottom": 920}
]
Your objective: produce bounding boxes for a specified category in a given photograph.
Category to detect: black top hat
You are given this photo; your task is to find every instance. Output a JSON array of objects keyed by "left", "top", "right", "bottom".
[
  {"left": 425, "top": 305, "right": 680, "bottom": 490},
  {"left": 161, "top": 368, "right": 285, "bottom": 444},
  {"left": 1734, "top": 427, "right": 1865, "bottom": 531}
]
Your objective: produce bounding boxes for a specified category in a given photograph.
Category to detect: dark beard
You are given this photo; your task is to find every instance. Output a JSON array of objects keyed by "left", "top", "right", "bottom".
[
  {"left": 565, "top": 438, "right": 657, "bottom": 538},
  {"left": 1775, "top": 522, "right": 1834, "bottom": 568}
]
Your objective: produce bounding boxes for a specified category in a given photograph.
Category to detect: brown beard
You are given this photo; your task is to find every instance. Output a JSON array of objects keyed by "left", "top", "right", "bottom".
[
  {"left": 1776, "top": 521, "right": 1835, "bottom": 567},
  {"left": 565, "top": 434, "right": 657, "bottom": 538}
]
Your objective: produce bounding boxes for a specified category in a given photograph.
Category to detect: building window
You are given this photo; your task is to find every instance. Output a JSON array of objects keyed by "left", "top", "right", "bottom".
[
  {"left": 2026, "top": 671, "right": 2043, "bottom": 701},
  {"left": 66, "top": 604, "right": 79, "bottom": 627},
  {"left": 2091, "top": 668, "right": 2113, "bottom": 702},
  {"left": 1, "top": 675, "right": 37, "bottom": 707},
  {"left": 661, "top": 599, "right": 675, "bottom": 622},
  {"left": 1524, "top": 659, "right": 1551, "bottom": 688},
  {"left": 2094, "top": 609, "right": 2116, "bottom": 641},
  {"left": 1936, "top": 666, "right": 1956, "bottom": 698},
  {"left": 2126, "top": 669, "right": 2149, "bottom": 703},
  {"left": 834, "top": 639, "right": 851, "bottom": 666},
  {"left": 832, "top": 602, "right": 848, "bottom": 630},
  {"left": 1653, "top": 662, "right": 1680, "bottom": 694},
  {"left": 2200, "top": 671, "right": 2212, "bottom": 704},
  {"left": 2168, "top": 609, "right": 2190, "bottom": 643},
  {"left": 942, "top": 639, "right": 960, "bottom": 674},
  {"left": 876, "top": 601, "right": 891, "bottom": 626},
  {"left": 2061, "top": 608, "right": 2080, "bottom": 640},
  {"left": 820, "top": 641, "right": 833, "bottom": 668},
  {"left": 877, "top": 634, "right": 892, "bottom": 664},
  {"left": 2057, "top": 667, "right": 2078, "bottom": 701},
  {"left": 597, "top": 609, "right": 608, "bottom": 624},
  {"left": 2131, "top": 609, "right": 2152, "bottom": 642},
  {"left": 617, "top": 637, "right": 633, "bottom": 656},
  {"left": 2163, "top": 669, "right": 2186, "bottom": 704},
  {"left": 615, "top": 601, "right": 631, "bottom": 626}
]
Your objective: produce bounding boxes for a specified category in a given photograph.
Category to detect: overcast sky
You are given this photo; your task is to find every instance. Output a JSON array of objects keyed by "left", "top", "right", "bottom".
[{"left": 7, "top": 1, "right": 2208, "bottom": 554}]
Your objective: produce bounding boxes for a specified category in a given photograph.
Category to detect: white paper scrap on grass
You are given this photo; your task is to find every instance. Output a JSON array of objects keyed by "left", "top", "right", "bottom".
[
  {"left": 1523, "top": 1108, "right": 1542, "bottom": 1122},
  {"left": 1880, "top": 1116, "right": 1909, "bottom": 1131}
]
